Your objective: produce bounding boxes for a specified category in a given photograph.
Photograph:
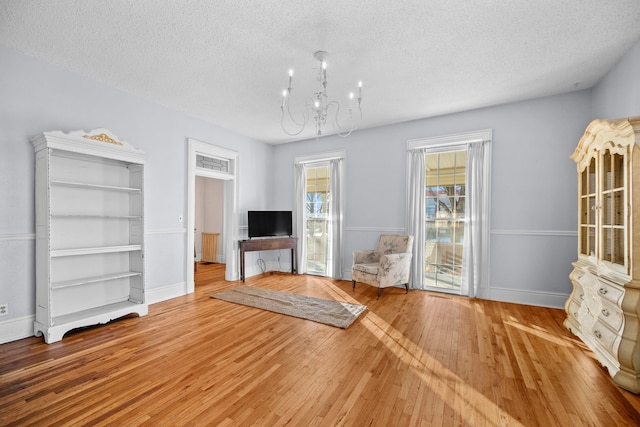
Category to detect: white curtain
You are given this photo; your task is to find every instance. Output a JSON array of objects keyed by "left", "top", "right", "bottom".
[
  {"left": 461, "top": 140, "right": 489, "bottom": 297},
  {"left": 293, "top": 163, "right": 307, "bottom": 274},
  {"left": 407, "top": 149, "right": 426, "bottom": 290},
  {"left": 327, "top": 158, "right": 344, "bottom": 278}
]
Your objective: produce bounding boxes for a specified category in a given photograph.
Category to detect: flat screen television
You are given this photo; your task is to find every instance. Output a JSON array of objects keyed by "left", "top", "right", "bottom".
[{"left": 248, "top": 210, "right": 293, "bottom": 238}]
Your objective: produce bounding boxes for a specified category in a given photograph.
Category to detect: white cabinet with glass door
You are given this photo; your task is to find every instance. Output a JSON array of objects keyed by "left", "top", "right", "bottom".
[{"left": 564, "top": 117, "right": 640, "bottom": 393}]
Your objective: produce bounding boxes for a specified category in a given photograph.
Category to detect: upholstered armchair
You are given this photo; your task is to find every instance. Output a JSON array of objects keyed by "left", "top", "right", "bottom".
[{"left": 352, "top": 234, "right": 414, "bottom": 298}]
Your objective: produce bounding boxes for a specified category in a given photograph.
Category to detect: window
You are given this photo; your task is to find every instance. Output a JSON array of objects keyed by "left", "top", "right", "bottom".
[
  {"left": 408, "top": 130, "right": 491, "bottom": 297},
  {"left": 305, "top": 164, "right": 330, "bottom": 275},
  {"left": 424, "top": 150, "right": 466, "bottom": 290},
  {"left": 294, "top": 151, "right": 345, "bottom": 278}
]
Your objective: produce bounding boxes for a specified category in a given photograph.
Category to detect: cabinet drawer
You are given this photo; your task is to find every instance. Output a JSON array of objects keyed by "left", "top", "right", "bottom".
[
  {"left": 592, "top": 321, "right": 619, "bottom": 354},
  {"left": 594, "top": 278, "right": 624, "bottom": 305},
  {"left": 567, "top": 298, "right": 582, "bottom": 321},
  {"left": 598, "top": 299, "right": 624, "bottom": 332}
]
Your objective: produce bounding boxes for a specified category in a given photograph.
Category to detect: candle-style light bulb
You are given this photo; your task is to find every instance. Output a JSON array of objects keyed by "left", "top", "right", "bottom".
[
  {"left": 358, "top": 81, "right": 363, "bottom": 100},
  {"left": 288, "top": 69, "right": 293, "bottom": 90},
  {"left": 281, "top": 89, "right": 287, "bottom": 108},
  {"left": 349, "top": 92, "right": 354, "bottom": 110}
]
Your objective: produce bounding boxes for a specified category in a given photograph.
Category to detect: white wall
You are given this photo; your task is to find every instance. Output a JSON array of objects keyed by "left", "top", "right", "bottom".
[
  {"left": 592, "top": 39, "right": 640, "bottom": 119},
  {"left": 272, "top": 91, "right": 591, "bottom": 308},
  {"left": 0, "top": 45, "right": 273, "bottom": 343}
]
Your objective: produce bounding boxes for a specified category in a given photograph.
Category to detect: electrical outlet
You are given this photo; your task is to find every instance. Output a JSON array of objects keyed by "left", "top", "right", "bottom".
[{"left": 0, "top": 304, "right": 7, "bottom": 316}]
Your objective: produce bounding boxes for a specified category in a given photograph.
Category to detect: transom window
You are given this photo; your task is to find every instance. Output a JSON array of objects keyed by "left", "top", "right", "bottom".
[{"left": 196, "top": 154, "right": 229, "bottom": 173}]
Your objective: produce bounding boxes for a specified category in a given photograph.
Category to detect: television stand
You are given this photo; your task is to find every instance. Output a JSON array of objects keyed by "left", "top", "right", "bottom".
[{"left": 239, "top": 237, "right": 297, "bottom": 282}]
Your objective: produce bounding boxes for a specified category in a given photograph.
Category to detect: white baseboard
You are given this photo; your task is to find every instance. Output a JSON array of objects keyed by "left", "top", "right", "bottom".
[
  {"left": 146, "top": 282, "right": 187, "bottom": 305},
  {"left": 481, "top": 287, "right": 569, "bottom": 309},
  {"left": 0, "top": 314, "right": 35, "bottom": 344},
  {"left": 0, "top": 282, "right": 189, "bottom": 345}
]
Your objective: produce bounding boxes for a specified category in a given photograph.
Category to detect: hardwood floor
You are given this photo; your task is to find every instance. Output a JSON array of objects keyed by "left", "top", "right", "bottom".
[{"left": 2, "top": 263, "right": 640, "bottom": 426}]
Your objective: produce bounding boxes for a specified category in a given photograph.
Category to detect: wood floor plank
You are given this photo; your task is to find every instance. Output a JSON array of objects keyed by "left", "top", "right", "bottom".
[{"left": 2, "top": 263, "right": 640, "bottom": 425}]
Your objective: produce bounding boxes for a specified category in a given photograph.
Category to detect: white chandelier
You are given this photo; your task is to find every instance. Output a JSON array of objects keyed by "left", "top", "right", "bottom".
[{"left": 280, "top": 51, "right": 362, "bottom": 138}]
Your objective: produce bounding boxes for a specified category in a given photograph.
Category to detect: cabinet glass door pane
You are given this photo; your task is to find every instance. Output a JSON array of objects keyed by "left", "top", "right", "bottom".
[
  {"left": 580, "top": 226, "right": 596, "bottom": 257},
  {"left": 602, "top": 228, "right": 625, "bottom": 265},
  {"left": 600, "top": 150, "right": 626, "bottom": 269},
  {"left": 602, "top": 151, "right": 625, "bottom": 191},
  {"left": 588, "top": 197, "right": 596, "bottom": 225},
  {"left": 603, "top": 191, "right": 624, "bottom": 226},
  {"left": 603, "top": 193, "right": 612, "bottom": 225},
  {"left": 587, "top": 158, "right": 596, "bottom": 194},
  {"left": 578, "top": 157, "right": 597, "bottom": 256},
  {"left": 603, "top": 151, "right": 613, "bottom": 191},
  {"left": 614, "top": 153, "right": 624, "bottom": 188},
  {"left": 613, "top": 191, "right": 624, "bottom": 226},
  {"left": 613, "top": 228, "right": 625, "bottom": 265}
]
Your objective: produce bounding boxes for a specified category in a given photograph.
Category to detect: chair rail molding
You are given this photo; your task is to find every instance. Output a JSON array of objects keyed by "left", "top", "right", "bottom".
[{"left": 0, "top": 233, "right": 36, "bottom": 241}]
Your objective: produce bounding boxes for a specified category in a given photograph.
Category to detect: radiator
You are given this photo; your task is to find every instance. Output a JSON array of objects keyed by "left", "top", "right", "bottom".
[{"left": 201, "top": 232, "right": 219, "bottom": 263}]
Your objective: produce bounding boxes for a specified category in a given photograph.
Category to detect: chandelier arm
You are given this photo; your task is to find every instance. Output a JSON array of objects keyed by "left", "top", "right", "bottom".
[
  {"left": 326, "top": 101, "right": 359, "bottom": 137},
  {"left": 285, "top": 98, "right": 309, "bottom": 127},
  {"left": 336, "top": 106, "right": 362, "bottom": 137},
  {"left": 280, "top": 109, "right": 307, "bottom": 136}
]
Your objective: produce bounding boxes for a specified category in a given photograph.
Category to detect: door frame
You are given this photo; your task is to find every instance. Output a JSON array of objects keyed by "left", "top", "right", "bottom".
[{"left": 186, "top": 138, "right": 239, "bottom": 291}]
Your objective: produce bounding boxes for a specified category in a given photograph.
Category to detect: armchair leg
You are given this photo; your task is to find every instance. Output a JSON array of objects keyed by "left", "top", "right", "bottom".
[
  {"left": 352, "top": 280, "right": 356, "bottom": 290},
  {"left": 404, "top": 283, "right": 409, "bottom": 293},
  {"left": 377, "top": 288, "right": 382, "bottom": 299}
]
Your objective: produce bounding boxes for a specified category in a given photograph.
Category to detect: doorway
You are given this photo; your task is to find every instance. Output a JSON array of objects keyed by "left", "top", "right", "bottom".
[
  {"left": 195, "top": 176, "right": 224, "bottom": 268},
  {"left": 187, "top": 139, "right": 239, "bottom": 292}
]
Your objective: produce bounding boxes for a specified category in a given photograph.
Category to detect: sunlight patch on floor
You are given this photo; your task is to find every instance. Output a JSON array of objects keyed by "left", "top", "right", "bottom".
[
  {"left": 319, "top": 280, "right": 524, "bottom": 425},
  {"left": 359, "top": 309, "right": 525, "bottom": 427},
  {"left": 504, "top": 320, "right": 572, "bottom": 348}
]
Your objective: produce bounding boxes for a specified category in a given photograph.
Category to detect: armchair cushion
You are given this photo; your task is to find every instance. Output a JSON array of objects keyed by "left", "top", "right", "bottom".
[
  {"left": 352, "top": 249, "right": 379, "bottom": 265},
  {"left": 353, "top": 262, "right": 380, "bottom": 275}
]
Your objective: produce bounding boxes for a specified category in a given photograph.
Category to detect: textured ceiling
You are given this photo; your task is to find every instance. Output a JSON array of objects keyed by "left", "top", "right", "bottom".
[{"left": 2, "top": 1, "right": 640, "bottom": 144}]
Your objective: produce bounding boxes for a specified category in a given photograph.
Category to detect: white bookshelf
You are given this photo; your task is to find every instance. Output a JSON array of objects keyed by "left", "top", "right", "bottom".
[{"left": 32, "top": 129, "right": 148, "bottom": 343}]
